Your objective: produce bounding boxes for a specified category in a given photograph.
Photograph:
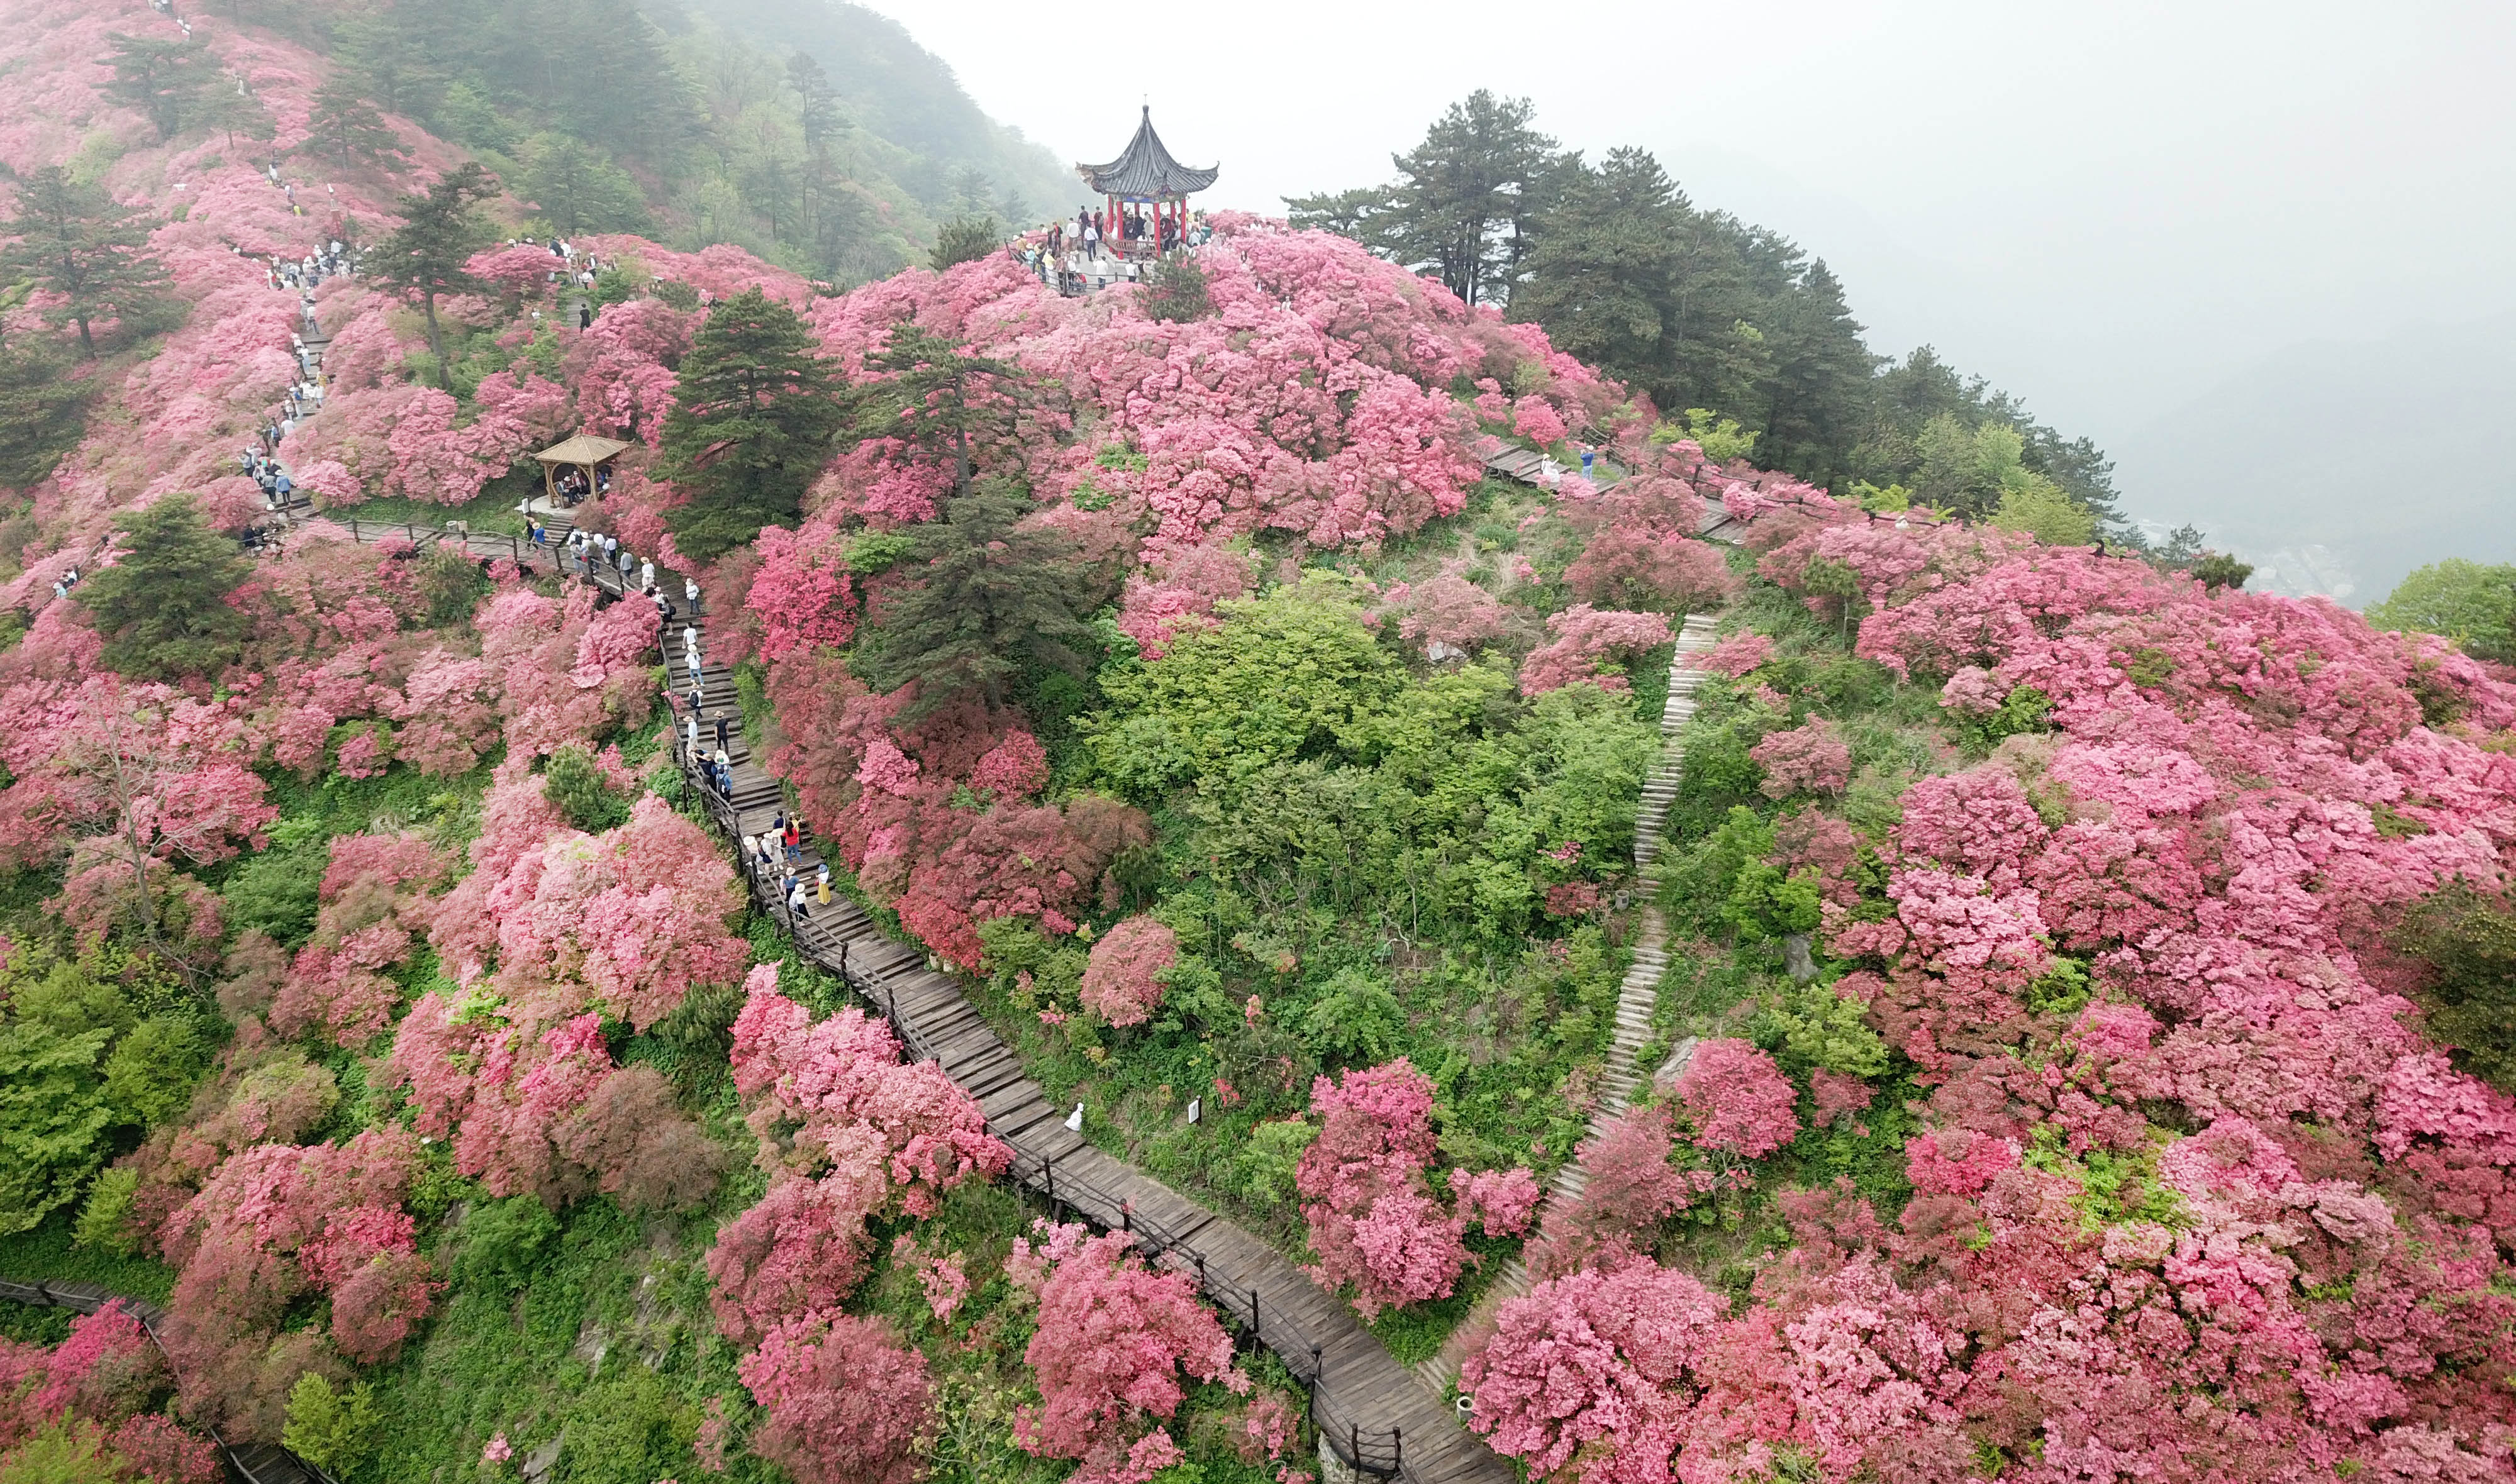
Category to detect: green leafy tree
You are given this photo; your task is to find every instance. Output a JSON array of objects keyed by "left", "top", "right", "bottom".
[
  {"left": 929, "top": 215, "right": 1001, "bottom": 272},
  {"left": 0, "top": 168, "right": 180, "bottom": 357},
  {"left": 0, "top": 1017, "right": 114, "bottom": 1236},
  {"left": 102, "top": 33, "right": 213, "bottom": 140},
  {"left": 518, "top": 132, "right": 652, "bottom": 235},
  {"left": 0, "top": 340, "right": 89, "bottom": 487},
  {"left": 284, "top": 1373, "right": 381, "bottom": 1476},
  {"left": 374, "top": 160, "right": 500, "bottom": 384},
  {"left": 0, "top": 950, "right": 179, "bottom": 1236},
  {"left": 100, "top": 1016, "right": 204, "bottom": 1126},
  {"left": 849, "top": 478, "right": 1092, "bottom": 719},
  {"left": 659, "top": 287, "right": 842, "bottom": 560},
  {"left": 74, "top": 494, "right": 253, "bottom": 682},
  {"left": 1990, "top": 477, "right": 2099, "bottom": 547},
  {"left": 2368, "top": 560, "right": 2516, "bottom": 663},
  {"left": 301, "top": 79, "right": 408, "bottom": 170}
]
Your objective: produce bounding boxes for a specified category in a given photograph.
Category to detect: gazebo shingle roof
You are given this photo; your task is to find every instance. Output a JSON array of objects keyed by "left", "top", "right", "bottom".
[{"left": 1076, "top": 108, "right": 1218, "bottom": 199}]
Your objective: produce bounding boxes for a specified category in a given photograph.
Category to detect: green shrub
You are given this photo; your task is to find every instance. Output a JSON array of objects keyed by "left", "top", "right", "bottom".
[
  {"left": 454, "top": 1195, "right": 564, "bottom": 1293},
  {"left": 559, "top": 1363, "right": 696, "bottom": 1484},
  {"left": 71, "top": 1166, "right": 138, "bottom": 1254},
  {"left": 223, "top": 843, "right": 326, "bottom": 946},
  {"left": 99, "top": 1015, "right": 205, "bottom": 1126},
  {"left": 545, "top": 743, "right": 631, "bottom": 833},
  {"left": 282, "top": 1373, "right": 379, "bottom": 1476},
  {"left": 1754, "top": 979, "right": 1887, "bottom": 1078}
]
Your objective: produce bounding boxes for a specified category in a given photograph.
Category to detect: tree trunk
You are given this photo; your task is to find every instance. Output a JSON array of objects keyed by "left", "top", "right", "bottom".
[
  {"left": 75, "top": 314, "right": 94, "bottom": 358},
  {"left": 421, "top": 290, "right": 447, "bottom": 386}
]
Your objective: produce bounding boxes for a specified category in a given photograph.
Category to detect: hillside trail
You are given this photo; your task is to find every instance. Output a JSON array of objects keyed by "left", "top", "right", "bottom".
[{"left": 1408, "top": 612, "right": 1722, "bottom": 1401}]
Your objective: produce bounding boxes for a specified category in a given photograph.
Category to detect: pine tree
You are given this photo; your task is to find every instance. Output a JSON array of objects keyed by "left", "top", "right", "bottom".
[
  {"left": 786, "top": 52, "right": 844, "bottom": 148},
  {"left": 928, "top": 217, "right": 1000, "bottom": 273},
  {"left": 0, "top": 169, "right": 179, "bottom": 357},
  {"left": 101, "top": 33, "right": 213, "bottom": 141},
  {"left": 1508, "top": 148, "right": 1689, "bottom": 397},
  {"left": 374, "top": 161, "right": 499, "bottom": 385},
  {"left": 1754, "top": 259, "right": 1879, "bottom": 486},
  {"left": 518, "top": 133, "right": 650, "bottom": 235},
  {"left": 1388, "top": 91, "right": 1567, "bottom": 307},
  {"left": 849, "top": 477, "right": 1093, "bottom": 718},
  {"left": 302, "top": 80, "right": 408, "bottom": 170},
  {"left": 74, "top": 494, "right": 253, "bottom": 682},
  {"left": 659, "top": 287, "right": 843, "bottom": 560},
  {"left": 843, "top": 322, "right": 1033, "bottom": 502},
  {"left": 0, "top": 340, "right": 89, "bottom": 489}
]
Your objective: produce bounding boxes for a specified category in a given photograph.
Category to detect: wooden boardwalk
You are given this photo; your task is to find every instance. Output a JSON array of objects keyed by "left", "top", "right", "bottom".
[
  {"left": 0, "top": 1277, "right": 334, "bottom": 1484},
  {"left": 664, "top": 605, "right": 1513, "bottom": 1484}
]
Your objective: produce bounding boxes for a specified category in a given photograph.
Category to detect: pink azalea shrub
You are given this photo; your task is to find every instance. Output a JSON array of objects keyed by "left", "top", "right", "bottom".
[
  {"left": 737, "top": 1312, "right": 932, "bottom": 1484},
  {"left": 1519, "top": 607, "right": 1675, "bottom": 695},
  {"left": 1749, "top": 717, "right": 1852, "bottom": 799},
  {"left": 1295, "top": 1060, "right": 1473, "bottom": 1317},
  {"left": 1005, "top": 1221, "right": 1247, "bottom": 1482},
  {"left": 1669, "top": 1038, "right": 1800, "bottom": 1158},
  {"left": 153, "top": 1130, "right": 435, "bottom": 1432},
  {"left": 1078, "top": 915, "right": 1177, "bottom": 1027},
  {"left": 0, "top": 1304, "right": 221, "bottom": 1483}
]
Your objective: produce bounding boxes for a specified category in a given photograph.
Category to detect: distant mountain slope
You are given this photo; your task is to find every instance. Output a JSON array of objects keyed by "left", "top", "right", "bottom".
[
  {"left": 661, "top": 0, "right": 1076, "bottom": 227},
  {"left": 2109, "top": 311, "right": 2516, "bottom": 605}
]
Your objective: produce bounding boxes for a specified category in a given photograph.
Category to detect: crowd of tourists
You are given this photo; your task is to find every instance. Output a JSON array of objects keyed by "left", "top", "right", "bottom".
[{"left": 1021, "top": 206, "right": 1211, "bottom": 295}]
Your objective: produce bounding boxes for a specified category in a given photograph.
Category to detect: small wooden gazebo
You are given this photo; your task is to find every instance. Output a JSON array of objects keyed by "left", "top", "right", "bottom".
[{"left": 533, "top": 433, "right": 633, "bottom": 504}]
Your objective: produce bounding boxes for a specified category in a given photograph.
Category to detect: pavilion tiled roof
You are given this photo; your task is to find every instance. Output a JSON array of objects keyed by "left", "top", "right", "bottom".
[{"left": 1076, "top": 108, "right": 1218, "bottom": 199}]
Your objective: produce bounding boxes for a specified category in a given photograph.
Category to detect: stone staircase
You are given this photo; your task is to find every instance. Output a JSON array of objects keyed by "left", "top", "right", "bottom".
[{"left": 1410, "top": 612, "right": 1722, "bottom": 1402}]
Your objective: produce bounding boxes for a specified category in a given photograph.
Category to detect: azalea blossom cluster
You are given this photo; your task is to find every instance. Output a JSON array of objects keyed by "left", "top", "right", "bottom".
[
  {"left": 1296, "top": 1059, "right": 1541, "bottom": 1317},
  {"left": 153, "top": 1129, "right": 435, "bottom": 1436},
  {"left": 381, "top": 766, "right": 737, "bottom": 1210},
  {"left": 1005, "top": 1219, "right": 1248, "bottom": 1484},
  {"left": 709, "top": 967, "right": 1010, "bottom": 1482}
]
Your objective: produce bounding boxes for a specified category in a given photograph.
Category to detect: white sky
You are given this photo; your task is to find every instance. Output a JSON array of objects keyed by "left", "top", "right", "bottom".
[{"left": 854, "top": 0, "right": 2516, "bottom": 561}]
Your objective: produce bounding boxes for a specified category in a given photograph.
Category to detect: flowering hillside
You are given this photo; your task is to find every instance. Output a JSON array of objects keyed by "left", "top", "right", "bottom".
[
  {"left": 1, "top": 2, "right": 2513, "bottom": 1481},
  {"left": 1456, "top": 495, "right": 2516, "bottom": 1482}
]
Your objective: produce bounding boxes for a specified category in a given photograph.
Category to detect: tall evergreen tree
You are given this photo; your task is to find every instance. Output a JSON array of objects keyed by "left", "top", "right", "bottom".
[
  {"left": 1508, "top": 148, "right": 1689, "bottom": 399},
  {"left": 843, "top": 322, "right": 1035, "bottom": 501},
  {"left": 374, "top": 161, "right": 499, "bottom": 384},
  {"left": 301, "top": 80, "right": 408, "bottom": 170},
  {"left": 0, "top": 169, "right": 179, "bottom": 357},
  {"left": 517, "top": 133, "right": 650, "bottom": 235},
  {"left": 786, "top": 52, "right": 844, "bottom": 148},
  {"left": 1388, "top": 91, "right": 1566, "bottom": 307},
  {"left": 101, "top": 33, "right": 213, "bottom": 141},
  {"left": 0, "top": 340, "right": 90, "bottom": 489},
  {"left": 1294, "top": 91, "right": 1566, "bottom": 308},
  {"left": 1752, "top": 260, "right": 1878, "bottom": 485},
  {"left": 928, "top": 217, "right": 1000, "bottom": 273},
  {"left": 849, "top": 478, "right": 1093, "bottom": 718},
  {"left": 74, "top": 494, "right": 253, "bottom": 682},
  {"left": 659, "top": 287, "right": 843, "bottom": 560}
]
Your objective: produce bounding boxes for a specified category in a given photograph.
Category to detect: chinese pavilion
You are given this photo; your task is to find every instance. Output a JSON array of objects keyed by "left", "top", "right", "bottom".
[{"left": 1077, "top": 107, "right": 1216, "bottom": 257}]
